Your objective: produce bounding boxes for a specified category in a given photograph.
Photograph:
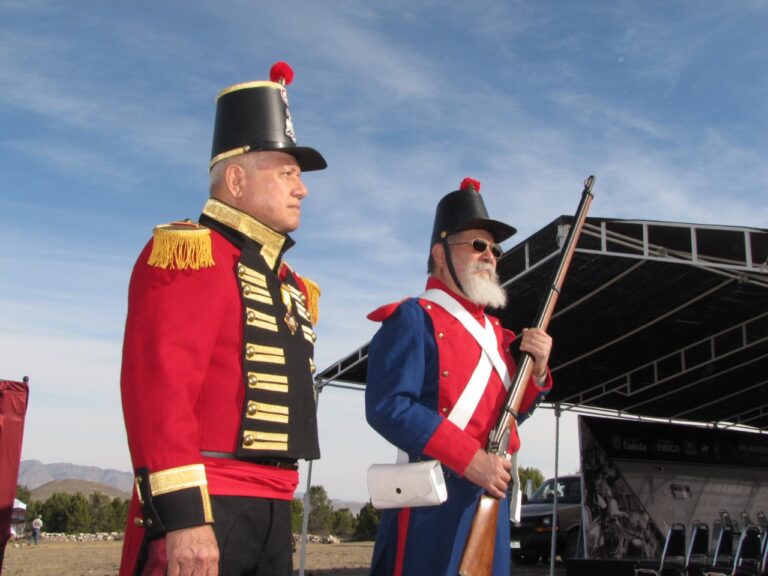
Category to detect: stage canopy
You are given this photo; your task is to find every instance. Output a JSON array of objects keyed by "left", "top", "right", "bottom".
[{"left": 317, "top": 217, "right": 768, "bottom": 432}]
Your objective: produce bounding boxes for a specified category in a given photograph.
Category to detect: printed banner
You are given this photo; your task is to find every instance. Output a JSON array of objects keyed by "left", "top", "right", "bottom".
[{"left": 579, "top": 415, "right": 768, "bottom": 561}]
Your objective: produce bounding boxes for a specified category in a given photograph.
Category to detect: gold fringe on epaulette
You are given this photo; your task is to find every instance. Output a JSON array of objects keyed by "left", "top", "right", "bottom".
[
  {"left": 302, "top": 277, "right": 321, "bottom": 325},
  {"left": 148, "top": 223, "right": 215, "bottom": 270}
]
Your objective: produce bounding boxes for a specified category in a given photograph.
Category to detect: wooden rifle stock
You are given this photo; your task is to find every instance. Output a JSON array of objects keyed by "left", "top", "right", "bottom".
[{"left": 458, "top": 176, "right": 595, "bottom": 576}]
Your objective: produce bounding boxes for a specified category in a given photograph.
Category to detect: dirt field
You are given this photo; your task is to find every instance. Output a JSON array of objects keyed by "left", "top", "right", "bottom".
[{"left": 2, "top": 539, "right": 565, "bottom": 575}]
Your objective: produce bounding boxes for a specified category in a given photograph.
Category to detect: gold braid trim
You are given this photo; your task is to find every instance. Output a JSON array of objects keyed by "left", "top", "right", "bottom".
[
  {"left": 148, "top": 222, "right": 215, "bottom": 270},
  {"left": 302, "top": 276, "right": 321, "bottom": 325}
]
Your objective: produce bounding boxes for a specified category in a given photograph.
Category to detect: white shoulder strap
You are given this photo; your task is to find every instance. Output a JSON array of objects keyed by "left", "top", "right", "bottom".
[
  {"left": 421, "top": 289, "right": 511, "bottom": 430},
  {"left": 395, "top": 289, "right": 514, "bottom": 463}
]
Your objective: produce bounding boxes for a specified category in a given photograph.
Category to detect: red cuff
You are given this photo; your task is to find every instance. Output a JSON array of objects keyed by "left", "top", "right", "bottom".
[{"left": 423, "top": 419, "right": 482, "bottom": 476}]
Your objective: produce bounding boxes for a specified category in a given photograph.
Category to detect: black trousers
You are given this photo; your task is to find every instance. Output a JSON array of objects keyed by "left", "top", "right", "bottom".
[{"left": 211, "top": 495, "right": 293, "bottom": 576}]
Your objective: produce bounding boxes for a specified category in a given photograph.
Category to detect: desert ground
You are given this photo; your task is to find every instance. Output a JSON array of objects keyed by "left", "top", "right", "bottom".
[{"left": 2, "top": 538, "right": 566, "bottom": 575}]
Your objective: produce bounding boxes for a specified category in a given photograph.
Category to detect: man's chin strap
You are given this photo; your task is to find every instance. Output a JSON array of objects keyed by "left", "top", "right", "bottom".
[{"left": 441, "top": 239, "right": 467, "bottom": 296}]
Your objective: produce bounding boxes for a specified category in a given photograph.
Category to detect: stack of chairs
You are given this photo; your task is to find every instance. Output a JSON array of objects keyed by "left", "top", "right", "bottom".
[
  {"left": 703, "top": 508, "right": 764, "bottom": 576},
  {"left": 631, "top": 508, "right": 768, "bottom": 576}
]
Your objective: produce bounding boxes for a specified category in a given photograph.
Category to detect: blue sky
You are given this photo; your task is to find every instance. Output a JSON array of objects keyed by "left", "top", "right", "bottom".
[{"left": 2, "top": 1, "right": 767, "bottom": 502}]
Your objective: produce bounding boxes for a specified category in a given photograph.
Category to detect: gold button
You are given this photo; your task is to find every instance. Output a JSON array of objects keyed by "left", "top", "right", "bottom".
[
  {"left": 246, "top": 311, "right": 256, "bottom": 322},
  {"left": 309, "top": 359, "right": 316, "bottom": 374},
  {"left": 247, "top": 403, "right": 258, "bottom": 416},
  {"left": 243, "top": 285, "right": 252, "bottom": 295},
  {"left": 243, "top": 435, "right": 254, "bottom": 446},
  {"left": 246, "top": 346, "right": 255, "bottom": 358},
  {"left": 133, "top": 517, "right": 144, "bottom": 527},
  {"left": 442, "top": 370, "right": 450, "bottom": 377},
  {"left": 248, "top": 374, "right": 258, "bottom": 386},
  {"left": 238, "top": 265, "right": 246, "bottom": 277},
  {"left": 442, "top": 407, "right": 449, "bottom": 414},
  {"left": 145, "top": 518, "right": 153, "bottom": 527},
  {"left": 438, "top": 332, "right": 444, "bottom": 339},
  {"left": 426, "top": 304, "right": 432, "bottom": 310}
]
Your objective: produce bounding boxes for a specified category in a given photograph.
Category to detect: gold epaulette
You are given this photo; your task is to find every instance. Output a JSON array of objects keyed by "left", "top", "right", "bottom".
[
  {"left": 302, "top": 276, "right": 321, "bottom": 325},
  {"left": 147, "top": 221, "right": 215, "bottom": 270}
]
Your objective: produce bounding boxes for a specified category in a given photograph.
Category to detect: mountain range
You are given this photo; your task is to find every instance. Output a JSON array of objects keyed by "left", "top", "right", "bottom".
[
  {"left": 17, "top": 461, "right": 365, "bottom": 513},
  {"left": 18, "top": 460, "right": 134, "bottom": 496}
]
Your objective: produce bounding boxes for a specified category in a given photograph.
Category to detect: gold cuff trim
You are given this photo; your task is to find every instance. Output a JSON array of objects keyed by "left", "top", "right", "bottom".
[
  {"left": 148, "top": 464, "right": 207, "bottom": 496},
  {"left": 201, "top": 484, "right": 214, "bottom": 523},
  {"left": 202, "top": 199, "right": 285, "bottom": 268}
]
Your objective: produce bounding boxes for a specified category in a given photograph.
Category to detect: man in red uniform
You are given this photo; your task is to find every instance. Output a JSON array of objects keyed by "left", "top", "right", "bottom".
[
  {"left": 365, "top": 178, "right": 553, "bottom": 575},
  {"left": 120, "top": 62, "right": 326, "bottom": 576}
]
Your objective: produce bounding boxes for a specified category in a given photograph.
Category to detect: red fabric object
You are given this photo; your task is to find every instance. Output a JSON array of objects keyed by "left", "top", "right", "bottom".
[
  {"left": 119, "top": 230, "right": 298, "bottom": 574},
  {"left": 269, "top": 61, "right": 294, "bottom": 86},
  {"left": 0, "top": 378, "right": 30, "bottom": 569},
  {"left": 418, "top": 278, "right": 551, "bottom": 475},
  {"left": 366, "top": 299, "right": 410, "bottom": 322},
  {"left": 459, "top": 177, "right": 481, "bottom": 193},
  {"left": 394, "top": 508, "right": 411, "bottom": 576},
  {"left": 121, "top": 231, "right": 296, "bottom": 494}
]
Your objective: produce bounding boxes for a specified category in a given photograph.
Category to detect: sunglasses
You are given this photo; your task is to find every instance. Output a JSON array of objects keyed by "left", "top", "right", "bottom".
[{"left": 448, "top": 238, "right": 503, "bottom": 259}]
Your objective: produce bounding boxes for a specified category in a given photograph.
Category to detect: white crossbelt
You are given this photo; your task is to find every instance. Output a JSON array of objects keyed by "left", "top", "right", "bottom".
[
  {"left": 422, "top": 290, "right": 524, "bottom": 521},
  {"left": 421, "top": 289, "right": 512, "bottom": 430},
  {"left": 387, "top": 289, "right": 523, "bottom": 518}
]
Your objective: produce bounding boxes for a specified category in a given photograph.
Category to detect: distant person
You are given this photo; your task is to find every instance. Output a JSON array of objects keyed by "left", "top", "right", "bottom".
[
  {"left": 31, "top": 515, "right": 42, "bottom": 545},
  {"left": 365, "top": 178, "right": 553, "bottom": 575},
  {"left": 119, "top": 62, "right": 327, "bottom": 575}
]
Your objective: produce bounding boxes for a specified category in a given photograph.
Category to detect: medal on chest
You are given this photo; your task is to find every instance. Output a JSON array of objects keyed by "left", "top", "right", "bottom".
[{"left": 281, "top": 284, "right": 299, "bottom": 335}]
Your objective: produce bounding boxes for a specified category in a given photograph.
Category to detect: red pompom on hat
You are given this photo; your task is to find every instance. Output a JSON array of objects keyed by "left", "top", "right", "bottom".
[
  {"left": 460, "top": 177, "right": 481, "bottom": 193},
  {"left": 430, "top": 176, "right": 516, "bottom": 245},
  {"left": 209, "top": 59, "right": 326, "bottom": 172},
  {"left": 269, "top": 61, "right": 294, "bottom": 86}
]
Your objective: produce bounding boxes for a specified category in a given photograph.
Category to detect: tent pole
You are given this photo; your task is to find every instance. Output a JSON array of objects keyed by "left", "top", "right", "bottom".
[
  {"left": 549, "top": 403, "right": 561, "bottom": 576},
  {"left": 299, "top": 382, "right": 322, "bottom": 576}
]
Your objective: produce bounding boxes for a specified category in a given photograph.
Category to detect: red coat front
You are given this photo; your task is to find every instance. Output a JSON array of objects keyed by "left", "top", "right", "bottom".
[
  {"left": 366, "top": 277, "right": 551, "bottom": 475},
  {"left": 119, "top": 199, "right": 320, "bottom": 574}
]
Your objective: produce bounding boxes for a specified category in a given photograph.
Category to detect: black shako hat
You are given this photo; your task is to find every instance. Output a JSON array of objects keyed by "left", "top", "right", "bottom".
[
  {"left": 430, "top": 177, "right": 517, "bottom": 245},
  {"left": 209, "top": 61, "right": 327, "bottom": 172}
]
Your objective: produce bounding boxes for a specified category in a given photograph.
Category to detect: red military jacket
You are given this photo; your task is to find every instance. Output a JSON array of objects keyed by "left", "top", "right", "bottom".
[{"left": 119, "top": 199, "right": 320, "bottom": 574}]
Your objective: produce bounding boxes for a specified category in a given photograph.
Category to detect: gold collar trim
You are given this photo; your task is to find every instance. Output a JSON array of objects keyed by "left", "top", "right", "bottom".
[{"left": 202, "top": 199, "right": 286, "bottom": 269}]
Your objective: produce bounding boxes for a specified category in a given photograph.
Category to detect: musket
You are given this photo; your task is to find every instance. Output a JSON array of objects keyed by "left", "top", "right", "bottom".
[{"left": 458, "top": 175, "right": 595, "bottom": 576}]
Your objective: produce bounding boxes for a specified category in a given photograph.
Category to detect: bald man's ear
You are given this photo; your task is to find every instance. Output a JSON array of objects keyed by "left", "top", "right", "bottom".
[
  {"left": 431, "top": 243, "right": 445, "bottom": 268},
  {"left": 224, "top": 163, "right": 246, "bottom": 199}
]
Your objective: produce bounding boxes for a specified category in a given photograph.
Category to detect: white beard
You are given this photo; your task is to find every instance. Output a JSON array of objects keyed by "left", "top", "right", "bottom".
[{"left": 459, "top": 262, "right": 507, "bottom": 309}]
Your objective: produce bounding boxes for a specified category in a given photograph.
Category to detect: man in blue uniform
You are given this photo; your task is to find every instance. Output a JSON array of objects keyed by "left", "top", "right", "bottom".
[{"left": 365, "top": 178, "right": 553, "bottom": 575}]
